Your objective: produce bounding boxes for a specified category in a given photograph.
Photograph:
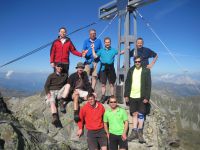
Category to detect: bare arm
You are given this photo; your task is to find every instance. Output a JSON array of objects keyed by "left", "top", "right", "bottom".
[
  {"left": 147, "top": 54, "right": 158, "bottom": 69},
  {"left": 104, "top": 122, "right": 109, "bottom": 139},
  {"left": 91, "top": 43, "right": 98, "bottom": 59},
  {"left": 121, "top": 120, "right": 128, "bottom": 141}
]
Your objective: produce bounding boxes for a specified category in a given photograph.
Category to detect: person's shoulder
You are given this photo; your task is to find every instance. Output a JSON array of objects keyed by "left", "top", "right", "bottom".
[
  {"left": 69, "top": 72, "right": 77, "bottom": 78},
  {"left": 142, "top": 67, "right": 150, "bottom": 72},
  {"left": 48, "top": 72, "right": 56, "bottom": 77},
  {"left": 143, "top": 47, "right": 153, "bottom": 51}
]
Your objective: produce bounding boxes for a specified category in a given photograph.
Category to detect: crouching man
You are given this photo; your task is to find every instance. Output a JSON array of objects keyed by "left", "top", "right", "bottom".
[
  {"left": 44, "top": 63, "right": 68, "bottom": 126},
  {"left": 57, "top": 62, "right": 94, "bottom": 122}
]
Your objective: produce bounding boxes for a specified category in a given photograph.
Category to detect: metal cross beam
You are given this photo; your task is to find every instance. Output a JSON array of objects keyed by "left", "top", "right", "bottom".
[{"left": 99, "top": 0, "right": 158, "bottom": 104}]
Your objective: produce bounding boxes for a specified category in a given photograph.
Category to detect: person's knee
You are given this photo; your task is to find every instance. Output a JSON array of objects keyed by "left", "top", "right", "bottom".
[
  {"left": 133, "top": 112, "right": 138, "bottom": 117},
  {"left": 102, "top": 84, "right": 106, "bottom": 88},
  {"left": 110, "top": 84, "right": 114, "bottom": 87},
  {"left": 138, "top": 113, "right": 144, "bottom": 122}
]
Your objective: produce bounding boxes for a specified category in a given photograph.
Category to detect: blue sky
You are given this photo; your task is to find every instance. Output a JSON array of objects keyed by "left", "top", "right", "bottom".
[{"left": 0, "top": 0, "right": 200, "bottom": 74}]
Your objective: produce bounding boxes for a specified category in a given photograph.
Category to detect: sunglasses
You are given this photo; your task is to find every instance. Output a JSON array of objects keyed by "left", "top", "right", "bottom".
[
  {"left": 110, "top": 101, "right": 117, "bottom": 103},
  {"left": 134, "top": 61, "right": 141, "bottom": 63}
]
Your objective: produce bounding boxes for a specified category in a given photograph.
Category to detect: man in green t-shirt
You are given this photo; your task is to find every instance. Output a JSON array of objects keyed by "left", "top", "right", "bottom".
[{"left": 104, "top": 96, "right": 128, "bottom": 150}]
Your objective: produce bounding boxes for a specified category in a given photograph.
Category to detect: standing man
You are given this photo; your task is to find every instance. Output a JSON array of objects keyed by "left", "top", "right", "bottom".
[
  {"left": 83, "top": 29, "right": 103, "bottom": 90},
  {"left": 104, "top": 96, "right": 128, "bottom": 150},
  {"left": 124, "top": 56, "right": 151, "bottom": 143},
  {"left": 44, "top": 63, "right": 68, "bottom": 126},
  {"left": 130, "top": 37, "right": 158, "bottom": 69},
  {"left": 50, "top": 27, "right": 85, "bottom": 75},
  {"left": 77, "top": 93, "right": 107, "bottom": 150},
  {"left": 92, "top": 37, "right": 118, "bottom": 103}
]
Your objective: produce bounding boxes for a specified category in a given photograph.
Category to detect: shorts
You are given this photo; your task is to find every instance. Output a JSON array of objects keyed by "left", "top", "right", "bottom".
[
  {"left": 99, "top": 70, "right": 116, "bottom": 84},
  {"left": 45, "top": 85, "right": 67, "bottom": 105},
  {"left": 84, "top": 62, "right": 98, "bottom": 77},
  {"left": 87, "top": 128, "right": 107, "bottom": 150},
  {"left": 129, "top": 98, "right": 146, "bottom": 115},
  {"left": 72, "top": 89, "right": 88, "bottom": 99},
  {"left": 109, "top": 133, "right": 128, "bottom": 150}
]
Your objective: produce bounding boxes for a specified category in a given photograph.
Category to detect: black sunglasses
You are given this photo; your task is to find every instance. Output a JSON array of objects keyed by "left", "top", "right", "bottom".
[
  {"left": 134, "top": 61, "right": 141, "bottom": 63},
  {"left": 110, "top": 101, "right": 117, "bottom": 103}
]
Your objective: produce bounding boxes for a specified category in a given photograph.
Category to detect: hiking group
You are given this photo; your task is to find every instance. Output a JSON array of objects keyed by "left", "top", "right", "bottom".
[{"left": 44, "top": 27, "right": 158, "bottom": 150}]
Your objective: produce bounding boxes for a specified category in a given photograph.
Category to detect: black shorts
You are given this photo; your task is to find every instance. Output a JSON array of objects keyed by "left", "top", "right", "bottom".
[
  {"left": 87, "top": 128, "right": 107, "bottom": 150},
  {"left": 99, "top": 70, "right": 116, "bottom": 84},
  {"left": 109, "top": 133, "right": 128, "bottom": 150},
  {"left": 129, "top": 98, "right": 146, "bottom": 115}
]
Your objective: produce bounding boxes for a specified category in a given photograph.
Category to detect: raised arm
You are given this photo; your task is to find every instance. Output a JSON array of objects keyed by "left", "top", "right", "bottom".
[{"left": 91, "top": 43, "right": 98, "bottom": 59}]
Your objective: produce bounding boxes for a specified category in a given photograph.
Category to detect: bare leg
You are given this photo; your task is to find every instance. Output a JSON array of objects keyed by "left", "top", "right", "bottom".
[
  {"left": 133, "top": 112, "right": 138, "bottom": 129},
  {"left": 110, "top": 83, "right": 114, "bottom": 96},
  {"left": 101, "top": 84, "right": 106, "bottom": 96},
  {"left": 92, "top": 76, "right": 97, "bottom": 90},
  {"left": 60, "top": 84, "right": 70, "bottom": 98},
  {"left": 101, "top": 146, "right": 107, "bottom": 150},
  {"left": 72, "top": 91, "right": 79, "bottom": 111},
  {"left": 50, "top": 102, "right": 57, "bottom": 114}
]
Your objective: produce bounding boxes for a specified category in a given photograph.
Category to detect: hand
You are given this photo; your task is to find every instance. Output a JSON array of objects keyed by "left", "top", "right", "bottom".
[
  {"left": 121, "top": 133, "right": 127, "bottom": 141},
  {"left": 47, "top": 93, "right": 51, "bottom": 99},
  {"left": 77, "top": 129, "right": 83, "bottom": 137},
  {"left": 50, "top": 63, "right": 55, "bottom": 68},
  {"left": 146, "top": 64, "right": 153, "bottom": 69},
  {"left": 143, "top": 99, "right": 149, "bottom": 103},
  {"left": 124, "top": 97, "right": 129, "bottom": 103},
  {"left": 91, "top": 43, "right": 95, "bottom": 49},
  {"left": 82, "top": 50, "right": 88, "bottom": 57},
  {"left": 92, "top": 92, "right": 97, "bottom": 98}
]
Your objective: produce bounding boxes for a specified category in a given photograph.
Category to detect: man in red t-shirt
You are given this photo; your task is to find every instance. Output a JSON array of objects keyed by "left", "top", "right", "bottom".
[{"left": 77, "top": 93, "right": 107, "bottom": 150}]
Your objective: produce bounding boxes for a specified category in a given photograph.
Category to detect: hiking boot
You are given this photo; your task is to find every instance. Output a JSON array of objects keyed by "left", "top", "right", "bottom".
[
  {"left": 74, "top": 110, "right": 80, "bottom": 123},
  {"left": 138, "top": 129, "right": 146, "bottom": 144},
  {"left": 60, "top": 99, "right": 66, "bottom": 113},
  {"left": 99, "top": 95, "right": 107, "bottom": 104},
  {"left": 127, "top": 130, "right": 138, "bottom": 141},
  {"left": 52, "top": 113, "right": 59, "bottom": 126}
]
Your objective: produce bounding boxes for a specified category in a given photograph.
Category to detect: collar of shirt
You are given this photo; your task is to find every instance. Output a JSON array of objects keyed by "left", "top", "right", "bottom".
[
  {"left": 89, "top": 38, "right": 96, "bottom": 43},
  {"left": 56, "top": 72, "right": 61, "bottom": 76},
  {"left": 108, "top": 106, "right": 119, "bottom": 112},
  {"left": 104, "top": 47, "right": 111, "bottom": 50}
]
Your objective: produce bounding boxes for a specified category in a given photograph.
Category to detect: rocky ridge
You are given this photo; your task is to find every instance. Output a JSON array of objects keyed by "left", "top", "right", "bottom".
[{"left": 0, "top": 93, "right": 182, "bottom": 150}]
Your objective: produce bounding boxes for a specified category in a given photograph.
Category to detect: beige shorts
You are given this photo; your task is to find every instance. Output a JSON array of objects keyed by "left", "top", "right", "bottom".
[
  {"left": 84, "top": 62, "right": 98, "bottom": 77},
  {"left": 72, "top": 89, "right": 88, "bottom": 99},
  {"left": 45, "top": 84, "right": 68, "bottom": 105}
]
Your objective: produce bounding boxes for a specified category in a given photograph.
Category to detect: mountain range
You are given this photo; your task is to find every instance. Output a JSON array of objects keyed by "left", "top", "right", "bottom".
[{"left": 0, "top": 71, "right": 200, "bottom": 97}]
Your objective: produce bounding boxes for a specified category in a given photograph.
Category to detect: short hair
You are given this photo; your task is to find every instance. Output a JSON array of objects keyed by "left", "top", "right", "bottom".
[
  {"left": 59, "top": 27, "right": 67, "bottom": 32},
  {"left": 134, "top": 55, "right": 141, "bottom": 60},
  {"left": 136, "top": 37, "right": 143, "bottom": 42},
  {"left": 108, "top": 95, "right": 117, "bottom": 103},
  {"left": 89, "top": 29, "right": 96, "bottom": 33},
  {"left": 87, "top": 93, "right": 95, "bottom": 99},
  {"left": 104, "top": 37, "right": 111, "bottom": 42},
  {"left": 136, "top": 37, "right": 144, "bottom": 42}
]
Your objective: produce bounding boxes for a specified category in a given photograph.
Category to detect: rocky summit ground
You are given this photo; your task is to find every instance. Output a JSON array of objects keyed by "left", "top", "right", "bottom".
[{"left": 0, "top": 93, "right": 183, "bottom": 150}]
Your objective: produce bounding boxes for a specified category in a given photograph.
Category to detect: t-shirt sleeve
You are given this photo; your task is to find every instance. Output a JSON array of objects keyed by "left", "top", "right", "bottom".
[
  {"left": 103, "top": 111, "right": 108, "bottom": 122},
  {"left": 96, "top": 49, "right": 101, "bottom": 57},
  {"left": 122, "top": 109, "right": 128, "bottom": 121},
  {"left": 115, "top": 49, "right": 118, "bottom": 55},
  {"left": 148, "top": 48, "right": 157, "bottom": 58}
]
